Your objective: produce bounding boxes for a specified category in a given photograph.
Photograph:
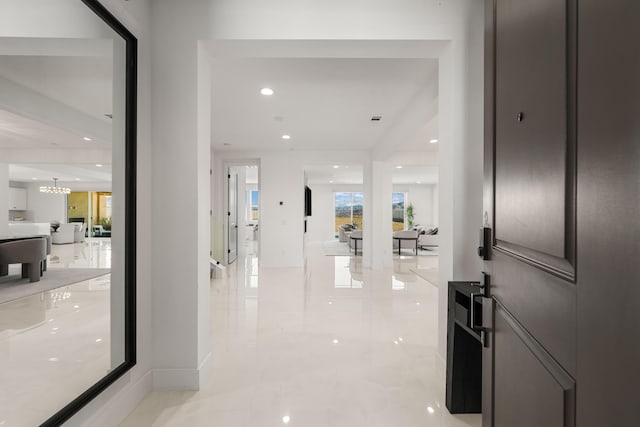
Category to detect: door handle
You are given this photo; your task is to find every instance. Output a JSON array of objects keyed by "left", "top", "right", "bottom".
[
  {"left": 470, "top": 273, "right": 491, "bottom": 347},
  {"left": 478, "top": 227, "right": 491, "bottom": 260}
]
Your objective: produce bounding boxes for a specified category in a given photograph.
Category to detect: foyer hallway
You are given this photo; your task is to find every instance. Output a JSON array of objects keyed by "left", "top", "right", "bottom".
[{"left": 120, "top": 241, "right": 480, "bottom": 427}]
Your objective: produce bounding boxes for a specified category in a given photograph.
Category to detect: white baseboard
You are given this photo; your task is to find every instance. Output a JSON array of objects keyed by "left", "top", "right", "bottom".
[
  {"left": 152, "top": 352, "right": 213, "bottom": 390},
  {"left": 66, "top": 369, "right": 153, "bottom": 427},
  {"left": 152, "top": 368, "right": 200, "bottom": 390}
]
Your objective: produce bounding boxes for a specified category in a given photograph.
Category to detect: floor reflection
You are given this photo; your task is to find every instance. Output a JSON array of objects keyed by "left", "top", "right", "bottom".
[
  {"left": 48, "top": 237, "right": 112, "bottom": 269},
  {"left": 0, "top": 238, "right": 112, "bottom": 427},
  {"left": 121, "top": 240, "right": 481, "bottom": 427}
]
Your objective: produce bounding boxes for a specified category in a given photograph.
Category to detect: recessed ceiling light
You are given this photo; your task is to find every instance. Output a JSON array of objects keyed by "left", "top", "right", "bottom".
[
  {"left": 83, "top": 137, "right": 92, "bottom": 141},
  {"left": 416, "top": 181, "right": 421, "bottom": 184},
  {"left": 333, "top": 165, "right": 339, "bottom": 169},
  {"left": 282, "top": 415, "right": 291, "bottom": 424},
  {"left": 429, "top": 139, "right": 438, "bottom": 144},
  {"left": 32, "top": 177, "right": 37, "bottom": 180},
  {"left": 282, "top": 135, "right": 291, "bottom": 140},
  {"left": 75, "top": 178, "right": 80, "bottom": 181},
  {"left": 96, "top": 164, "right": 103, "bottom": 167},
  {"left": 396, "top": 165, "right": 403, "bottom": 169},
  {"left": 260, "top": 87, "right": 274, "bottom": 96},
  {"left": 329, "top": 180, "right": 334, "bottom": 184}
]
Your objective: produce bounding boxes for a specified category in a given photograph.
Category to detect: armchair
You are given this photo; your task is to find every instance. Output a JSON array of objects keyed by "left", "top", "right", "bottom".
[
  {"left": 74, "top": 223, "right": 87, "bottom": 243},
  {"left": 338, "top": 224, "right": 356, "bottom": 242},
  {"left": 52, "top": 223, "right": 75, "bottom": 244}
]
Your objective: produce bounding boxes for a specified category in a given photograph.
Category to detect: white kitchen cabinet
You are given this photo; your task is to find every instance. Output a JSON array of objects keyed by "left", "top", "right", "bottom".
[{"left": 8, "top": 187, "right": 27, "bottom": 210}]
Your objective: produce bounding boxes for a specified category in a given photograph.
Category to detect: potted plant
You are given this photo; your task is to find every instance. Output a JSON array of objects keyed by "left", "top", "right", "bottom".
[
  {"left": 101, "top": 216, "right": 112, "bottom": 231},
  {"left": 406, "top": 203, "right": 415, "bottom": 229}
]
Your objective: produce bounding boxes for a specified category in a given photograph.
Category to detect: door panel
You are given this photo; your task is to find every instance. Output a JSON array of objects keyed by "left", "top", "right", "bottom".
[
  {"left": 493, "top": 303, "right": 575, "bottom": 427},
  {"left": 494, "top": 0, "right": 576, "bottom": 279},
  {"left": 491, "top": 251, "right": 576, "bottom": 375},
  {"left": 484, "top": 0, "right": 577, "bottom": 425}
]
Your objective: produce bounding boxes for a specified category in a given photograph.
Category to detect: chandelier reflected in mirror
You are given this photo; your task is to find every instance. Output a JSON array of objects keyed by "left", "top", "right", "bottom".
[{"left": 39, "top": 177, "right": 71, "bottom": 194}]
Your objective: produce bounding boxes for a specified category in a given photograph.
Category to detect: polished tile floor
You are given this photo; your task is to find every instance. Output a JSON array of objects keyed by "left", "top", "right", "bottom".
[
  {"left": 121, "top": 241, "right": 481, "bottom": 427},
  {"left": 0, "top": 238, "right": 113, "bottom": 427}
]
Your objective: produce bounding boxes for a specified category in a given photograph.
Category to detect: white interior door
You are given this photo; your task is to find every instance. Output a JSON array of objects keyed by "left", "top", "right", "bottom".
[{"left": 227, "top": 170, "right": 238, "bottom": 264}]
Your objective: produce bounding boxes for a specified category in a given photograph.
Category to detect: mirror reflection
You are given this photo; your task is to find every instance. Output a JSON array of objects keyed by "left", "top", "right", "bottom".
[{"left": 0, "top": 1, "right": 127, "bottom": 425}]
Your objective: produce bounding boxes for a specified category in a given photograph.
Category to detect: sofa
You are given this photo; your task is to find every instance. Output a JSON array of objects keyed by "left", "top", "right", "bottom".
[
  {"left": 417, "top": 226, "right": 438, "bottom": 249},
  {"left": 392, "top": 226, "right": 438, "bottom": 250},
  {"left": 52, "top": 223, "right": 75, "bottom": 244},
  {"left": 338, "top": 224, "right": 356, "bottom": 242}
]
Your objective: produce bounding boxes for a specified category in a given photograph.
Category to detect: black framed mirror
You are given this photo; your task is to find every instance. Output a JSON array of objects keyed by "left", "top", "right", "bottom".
[{"left": 0, "top": 1, "right": 136, "bottom": 426}]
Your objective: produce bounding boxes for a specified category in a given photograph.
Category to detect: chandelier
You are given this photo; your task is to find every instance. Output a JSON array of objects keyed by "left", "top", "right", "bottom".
[{"left": 40, "top": 178, "right": 71, "bottom": 194}]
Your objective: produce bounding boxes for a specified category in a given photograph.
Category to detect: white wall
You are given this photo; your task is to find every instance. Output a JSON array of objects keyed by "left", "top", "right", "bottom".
[
  {"left": 214, "top": 151, "right": 370, "bottom": 268},
  {"left": 259, "top": 156, "right": 305, "bottom": 267},
  {"left": 0, "top": 164, "right": 8, "bottom": 235},
  {"left": 64, "top": 0, "right": 154, "bottom": 426},
  {"left": 25, "top": 182, "right": 67, "bottom": 223},
  {"left": 306, "top": 183, "right": 364, "bottom": 242},
  {"left": 147, "top": 0, "right": 213, "bottom": 394},
  {"left": 393, "top": 184, "right": 438, "bottom": 228}
]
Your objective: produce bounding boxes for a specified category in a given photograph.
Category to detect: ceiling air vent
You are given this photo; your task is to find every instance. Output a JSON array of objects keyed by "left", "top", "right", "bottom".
[{"left": 370, "top": 115, "right": 382, "bottom": 121}]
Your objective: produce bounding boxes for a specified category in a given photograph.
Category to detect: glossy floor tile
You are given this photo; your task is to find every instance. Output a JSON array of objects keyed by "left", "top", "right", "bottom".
[
  {"left": 0, "top": 238, "right": 114, "bottom": 427},
  {"left": 121, "top": 241, "right": 481, "bottom": 427}
]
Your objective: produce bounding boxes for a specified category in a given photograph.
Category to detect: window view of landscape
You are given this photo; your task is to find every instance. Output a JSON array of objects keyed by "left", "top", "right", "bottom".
[
  {"left": 248, "top": 190, "right": 259, "bottom": 221},
  {"left": 334, "top": 192, "right": 363, "bottom": 232},
  {"left": 392, "top": 192, "right": 405, "bottom": 231}
]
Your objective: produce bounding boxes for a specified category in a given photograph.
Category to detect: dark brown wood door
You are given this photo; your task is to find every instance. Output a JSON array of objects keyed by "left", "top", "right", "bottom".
[
  {"left": 483, "top": 1, "right": 640, "bottom": 426},
  {"left": 576, "top": 1, "right": 640, "bottom": 426},
  {"left": 483, "top": 0, "right": 577, "bottom": 425}
]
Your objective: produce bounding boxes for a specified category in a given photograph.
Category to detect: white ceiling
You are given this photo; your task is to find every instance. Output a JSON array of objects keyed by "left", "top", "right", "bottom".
[
  {"left": 9, "top": 163, "right": 112, "bottom": 183},
  {"left": 211, "top": 57, "right": 439, "bottom": 152},
  {"left": 0, "top": 45, "right": 114, "bottom": 183},
  {"left": 391, "top": 165, "right": 438, "bottom": 184},
  {"left": 305, "top": 164, "right": 364, "bottom": 185},
  {"left": 0, "top": 109, "right": 106, "bottom": 149},
  {"left": 0, "top": 55, "right": 113, "bottom": 121},
  {"left": 305, "top": 164, "right": 438, "bottom": 185}
]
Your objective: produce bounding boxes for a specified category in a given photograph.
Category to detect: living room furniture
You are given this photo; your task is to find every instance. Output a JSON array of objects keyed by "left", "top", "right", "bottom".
[
  {"left": 393, "top": 230, "right": 419, "bottom": 255},
  {"left": 74, "top": 223, "right": 87, "bottom": 243},
  {"left": 92, "top": 224, "right": 111, "bottom": 237},
  {"left": 0, "top": 237, "right": 47, "bottom": 282},
  {"left": 8, "top": 222, "right": 51, "bottom": 237},
  {"left": 338, "top": 224, "right": 356, "bottom": 242},
  {"left": 418, "top": 227, "right": 439, "bottom": 250},
  {"left": 349, "top": 230, "right": 363, "bottom": 255},
  {"left": 52, "top": 223, "right": 75, "bottom": 244}
]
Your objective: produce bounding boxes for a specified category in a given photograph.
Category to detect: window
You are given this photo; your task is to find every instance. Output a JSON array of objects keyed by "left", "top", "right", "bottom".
[
  {"left": 392, "top": 192, "right": 406, "bottom": 231},
  {"left": 247, "top": 190, "right": 259, "bottom": 221},
  {"left": 335, "top": 192, "right": 364, "bottom": 232}
]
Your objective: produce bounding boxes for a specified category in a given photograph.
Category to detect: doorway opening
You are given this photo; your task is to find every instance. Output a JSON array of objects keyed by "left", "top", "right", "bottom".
[{"left": 225, "top": 164, "right": 260, "bottom": 265}]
